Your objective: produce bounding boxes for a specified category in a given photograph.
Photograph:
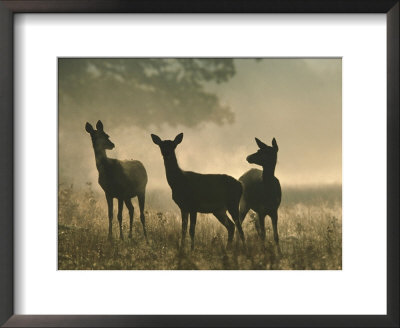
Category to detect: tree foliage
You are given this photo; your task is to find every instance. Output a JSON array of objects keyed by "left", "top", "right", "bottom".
[{"left": 59, "top": 58, "right": 236, "bottom": 128}]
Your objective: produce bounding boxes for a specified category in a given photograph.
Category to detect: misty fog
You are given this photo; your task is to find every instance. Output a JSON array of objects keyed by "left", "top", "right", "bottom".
[{"left": 58, "top": 58, "right": 341, "bottom": 193}]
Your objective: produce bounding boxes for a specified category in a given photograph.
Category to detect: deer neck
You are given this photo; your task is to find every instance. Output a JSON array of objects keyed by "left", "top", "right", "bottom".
[
  {"left": 163, "top": 153, "right": 184, "bottom": 189},
  {"left": 93, "top": 147, "right": 109, "bottom": 173},
  {"left": 262, "top": 165, "right": 275, "bottom": 185}
]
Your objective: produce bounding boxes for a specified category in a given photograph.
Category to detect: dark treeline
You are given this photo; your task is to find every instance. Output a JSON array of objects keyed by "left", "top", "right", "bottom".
[
  {"left": 59, "top": 181, "right": 342, "bottom": 214},
  {"left": 282, "top": 184, "right": 341, "bottom": 206}
]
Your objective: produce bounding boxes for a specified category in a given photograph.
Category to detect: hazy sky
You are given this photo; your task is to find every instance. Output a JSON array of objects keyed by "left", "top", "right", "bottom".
[{"left": 59, "top": 58, "right": 341, "bottom": 192}]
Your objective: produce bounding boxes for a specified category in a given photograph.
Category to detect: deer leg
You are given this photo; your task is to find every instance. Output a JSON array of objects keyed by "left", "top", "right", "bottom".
[
  {"left": 181, "top": 210, "right": 189, "bottom": 249},
  {"left": 137, "top": 193, "right": 148, "bottom": 243},
  {"left": 117, "top": 198, "right": 124, "bottom": 240},
  {"left": 213, "top": 211, "right": 235, "bottom": 249},
  {"left": 252, "top": 212, "right": 261, "bottom": 236},
  {"left": 270, "top": 211, "right": 281, "bottom": 255},
  {"left": 189, "top": 212, "right": 197, "bottom": 251},
  {"left": 239, "top": 200, "right": 249, "bottom": 225},
  {"left": 228, "top": 205, "right": 245, "bottom": 244},
  {"left": 257, "top": 212, "right": 266, "bottom": 242},
  {"left": 106, "top": 194, "right": 113, "bottom": 240},
  {"left": 124, "top": 199, "right": 134, "bottom": 239}
]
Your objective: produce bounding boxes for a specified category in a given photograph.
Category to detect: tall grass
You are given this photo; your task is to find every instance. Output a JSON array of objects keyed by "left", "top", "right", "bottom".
[{"left": 58, "top": 183, "right": 341, "bottom": 270}]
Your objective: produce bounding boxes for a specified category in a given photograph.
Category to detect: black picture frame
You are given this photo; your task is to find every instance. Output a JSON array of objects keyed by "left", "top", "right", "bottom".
[{"left": 0, "top": 1, "right": 398, "bottom": 327}]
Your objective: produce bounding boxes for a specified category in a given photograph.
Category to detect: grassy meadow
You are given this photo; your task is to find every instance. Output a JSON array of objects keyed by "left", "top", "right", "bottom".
[{"left": 58, "top": 183, "right": 342, "bottom": 270}]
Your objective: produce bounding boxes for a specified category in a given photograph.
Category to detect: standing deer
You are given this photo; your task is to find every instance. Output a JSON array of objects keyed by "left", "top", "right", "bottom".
[
  {"left": 239, "top": 137, "right": 282, "bottom": 254},
  {"left": 151, "top": 133, "right": 245, "bottom": 250},
  {"left": 85, "top": 120, "right": 148, "bottom": 241}
]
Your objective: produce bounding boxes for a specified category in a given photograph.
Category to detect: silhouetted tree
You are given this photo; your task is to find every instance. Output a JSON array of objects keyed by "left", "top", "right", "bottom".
[{"left": 59, "top": 58, "right": 236, "bottom": 128}]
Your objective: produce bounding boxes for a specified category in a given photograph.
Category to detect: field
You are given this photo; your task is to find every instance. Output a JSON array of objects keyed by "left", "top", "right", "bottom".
[{"left": 58, "top": 183, "right": 342, "bottom": 270}]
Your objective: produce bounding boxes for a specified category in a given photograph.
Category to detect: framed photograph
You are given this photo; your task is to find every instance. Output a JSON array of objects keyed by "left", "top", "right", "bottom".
[{"left": 1, "top": 1, "right": 398, "bottom": 327}]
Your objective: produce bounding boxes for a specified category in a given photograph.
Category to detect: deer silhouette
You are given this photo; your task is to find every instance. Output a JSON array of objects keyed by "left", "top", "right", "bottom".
[
  {"left": 151, "top": 133, "right": 245, "bottom": 250},
  {"left": 85, "top": 120, "right": 148, "bottom": 241},
  {"left": 239, "top": 137, "right": 282, "bottom": 254}
]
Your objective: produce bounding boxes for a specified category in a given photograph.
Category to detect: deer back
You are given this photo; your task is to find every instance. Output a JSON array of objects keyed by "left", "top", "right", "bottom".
[
  {"left": 240, "top": 168, "right": 281, "bottom": 213},
  {"left": 98, "top": 158, "right": 147, "bottom": 198},
  {"left": 171, "top": 171, "right": 242, "bottom": 213}
]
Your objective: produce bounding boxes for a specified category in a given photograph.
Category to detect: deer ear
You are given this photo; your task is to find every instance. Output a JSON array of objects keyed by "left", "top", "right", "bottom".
[
  {"left": 151, "top": 134, "right": 162, "bottom": 145},
  {"left": 255, "top": 137, "right": 268, "bottom": 149},
  {"left": 85, "top": 122, "right": 94, "bottom": 133},
  {"left": 96, "top": 120, "right": 104, "bottom": 131},
  {"left": 272, "top": 138, "right": 279, "bottom": 151},
  {"left": 174, "top": 133, "right": 183, "bottom": 145}
]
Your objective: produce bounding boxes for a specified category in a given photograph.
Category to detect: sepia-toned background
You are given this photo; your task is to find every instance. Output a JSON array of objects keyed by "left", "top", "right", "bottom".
[
  {"left": 58, "top": 58, "right": 342, "bottom": 270},
  {"left": 59, "top": 58, "right": 341, "bottom": 189}
]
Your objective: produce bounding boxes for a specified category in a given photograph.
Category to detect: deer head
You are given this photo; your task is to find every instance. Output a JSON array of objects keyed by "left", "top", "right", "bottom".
[
  {"left": 85, "top": 120, "right": 115, "bottom": 151},
  {"left": 247, "top": 137, "right": 278, "bottom": 170},
  {"left": 151, "top": 133, "right": 183, "bottom": 159}
]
